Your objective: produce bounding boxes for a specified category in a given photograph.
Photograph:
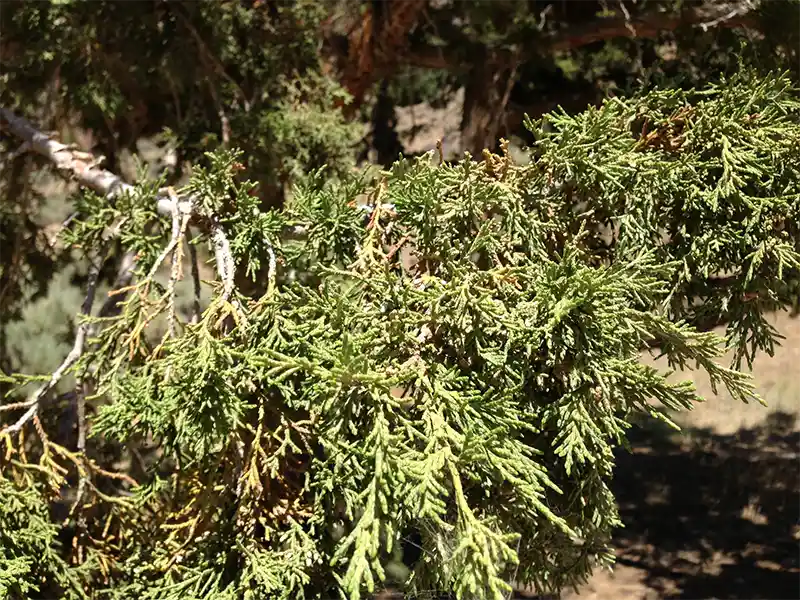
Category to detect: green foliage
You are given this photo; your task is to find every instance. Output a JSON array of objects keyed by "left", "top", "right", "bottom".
[
  {"left": 528, "top": 68, "right": 800, "bottom": 368},
  {"left": 3, "top": 5, "right": 798, "bottom": 598},
  {"left": 0, "top": 479, "right": 86, "bottom": 600},
  {"left": 0, "top": 0, "right": 360, "bottom": 204},
  {"left": 0, "top": 0, "right": 361, "bottom": 388},
  {"left": 4, "top": 69, "right": 797, "bottom": 600}
]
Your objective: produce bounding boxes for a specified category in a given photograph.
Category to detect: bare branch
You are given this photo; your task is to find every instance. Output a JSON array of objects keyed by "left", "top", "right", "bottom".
[
  {"left": 210, "top": 214, "right": 236, "bottom": 303},
  {"left": 397, "top": 1, "right": 759, "bottom": 73},
  {"left": 0, "top": 107, "right": 187, "bottom": 216},
  {"left": 163, "top": 188, "right": 191, "bottom": 339},
  {"left": 546, "top": 2, "right": 757, "bottom": 53},
  {"left": 700, "top": 7, "right": 754, "bottom": 31},
  {"left": 1, "top": 246, "right": 107, "bottom": 436},
  {"left": 0, "top": 108, "right": 239, "bottom": 315}
]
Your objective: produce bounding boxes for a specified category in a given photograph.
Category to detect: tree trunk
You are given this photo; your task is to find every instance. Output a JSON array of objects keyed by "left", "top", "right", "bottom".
[
  {"left": 460, "top": 52, "right": 517, "bottom": 157},
  {"left": 372, "top": 78, "right": 404, "bottom": 167}
]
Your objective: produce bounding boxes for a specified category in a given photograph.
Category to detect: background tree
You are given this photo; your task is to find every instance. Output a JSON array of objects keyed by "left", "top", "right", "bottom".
[
  {"left": 322, "top": 0, "right": 799, "bottom": 157},
  {"left": 1, "top": 1, "right": 799, "bottom": 599}
]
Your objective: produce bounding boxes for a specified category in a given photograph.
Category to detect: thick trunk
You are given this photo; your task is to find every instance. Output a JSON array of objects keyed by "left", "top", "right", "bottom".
[
  {"left": 372, "top": 79, "right": 404, "bottom": 167},
  {"left": 460, "top": 54, "right": 517, "bottom": 157}
]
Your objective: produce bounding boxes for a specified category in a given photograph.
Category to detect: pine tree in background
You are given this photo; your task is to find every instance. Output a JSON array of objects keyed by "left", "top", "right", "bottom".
[{"left": 1, "top": 1, "right": 799, "bottom": 599}]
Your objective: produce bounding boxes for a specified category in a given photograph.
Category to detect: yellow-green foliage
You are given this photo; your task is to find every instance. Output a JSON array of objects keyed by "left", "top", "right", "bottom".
[{"left": 3, "top": 69, "right": 799, "bottom": 599}]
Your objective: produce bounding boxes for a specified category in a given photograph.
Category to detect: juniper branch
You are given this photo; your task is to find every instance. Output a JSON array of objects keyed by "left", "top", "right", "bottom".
[
  {"left": 0, "top": 244, "right": 107, "bottom": 436},
  {"left": 0, "top": 108, "right": 238, "bottom": 303},
  {"left": 360, "top": 0, "right": 760, "bottom": 74}
]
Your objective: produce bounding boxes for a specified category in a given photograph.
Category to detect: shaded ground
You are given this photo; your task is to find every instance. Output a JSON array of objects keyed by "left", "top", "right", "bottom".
[
  {"left": 562, "top": 413, "right": 799, "bottom": 600},
  {"left": 557, "top": 311, "right": 800, "bottom": 600}
]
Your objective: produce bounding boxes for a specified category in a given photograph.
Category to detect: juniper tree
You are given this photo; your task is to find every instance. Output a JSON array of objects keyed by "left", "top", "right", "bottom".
[
  {"left": 2, "top": 68, "right": 800, "bottom": 599},
  {"left": 0, "top": 0, "right": 360, "bottom": 391}
]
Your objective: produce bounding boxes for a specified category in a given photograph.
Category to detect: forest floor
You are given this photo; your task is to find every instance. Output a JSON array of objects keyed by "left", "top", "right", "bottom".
[{"left": 531, "top": 310, "right": 800, "bottom": 600}]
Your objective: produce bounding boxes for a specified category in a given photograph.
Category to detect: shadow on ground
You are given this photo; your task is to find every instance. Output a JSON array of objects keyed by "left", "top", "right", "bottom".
[
  {"left": 599, "top": 410, "right": 800, "bottom": 600},
  {"left": 377, "top": 412, "right": 800, "bottom": 600}
]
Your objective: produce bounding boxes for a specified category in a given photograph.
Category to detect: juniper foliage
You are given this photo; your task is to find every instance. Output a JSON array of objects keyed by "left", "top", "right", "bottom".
[
  {"left": 2, "top": 69, "right": 799, "bottom": 599},
  {"left": 0, "top": 0, "right": 362, "bottom": 396}
]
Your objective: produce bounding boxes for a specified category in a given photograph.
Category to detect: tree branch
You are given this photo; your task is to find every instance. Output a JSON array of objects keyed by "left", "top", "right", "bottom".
[
  {"left": 0, "top": 107, "right": 238, "bottom": 306},
  {"left": 400, "top": 1, "right": 759, "bottom": 72},
  {"left": 546, "top": 2, "right": 757, "bottom": 53},
  {"left": 0, "top": 108, "right": 186, "bottom": 216}
]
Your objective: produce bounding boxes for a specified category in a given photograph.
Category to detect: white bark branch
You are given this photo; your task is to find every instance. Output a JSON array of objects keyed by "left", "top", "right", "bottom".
[
  {"left": 0, "top": 246, "right": 106, "bottom": 436},
  {"left": 0, "top": 108, "right": 188, "bottom": 215},
  {"left": 0, "top": 107, "right": 238, "bottom": 308}
]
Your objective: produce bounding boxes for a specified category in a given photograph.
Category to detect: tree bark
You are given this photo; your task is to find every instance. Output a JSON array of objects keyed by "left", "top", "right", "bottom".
[
  {"left": 460, "top": 52, "right": 518, "bottom": 157},
  {"left": 401, "top": 1, "right": 759, "bottom": 73}
]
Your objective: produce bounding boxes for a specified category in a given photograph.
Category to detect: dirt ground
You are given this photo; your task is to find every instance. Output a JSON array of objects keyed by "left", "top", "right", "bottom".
[{"left": 541, "top": 311, "right": 800, "bottom": 600}]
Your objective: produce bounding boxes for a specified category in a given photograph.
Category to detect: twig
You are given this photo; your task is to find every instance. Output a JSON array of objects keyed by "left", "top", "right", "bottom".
[
  {"left": 386, "top": 235, "right": 409, "bottom": 262},
  {"left": 165, "top": 188, "right": 191, "bottom": 338},
  {"left": 206, "top": 78, "right": 231, "bottom": 146},
  {"left": 699, "top": 1, "right": 756, "bottom": 32},
  {"left": 188, "top": 227, "right": 203, "bottom": 324},
  {"left": 209, "top": 215, "right": 248, "bottom": 329},
  {"left": 68, "top": 379, "right": 90, "bottom": 527},
  {"left": 145, "top": 209, "right": 189, "bottom": 284},
  {"left": 173, "top": 8, "right": 250, "bottom": 112},
  {"left": 266, "top": 242, "right": 277, "bottom": 298},
  {"left": 209, "top": 214, "right": 236, "bottom": 303},
  {"left": 1, "top": 244, "right": 107, "bottom": 436},
  {"left": 7, "top": 140, "right": 31, "bottom": 161},
  {"left": 618, "top": 0, "right": 636, "bottom": 37}
]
